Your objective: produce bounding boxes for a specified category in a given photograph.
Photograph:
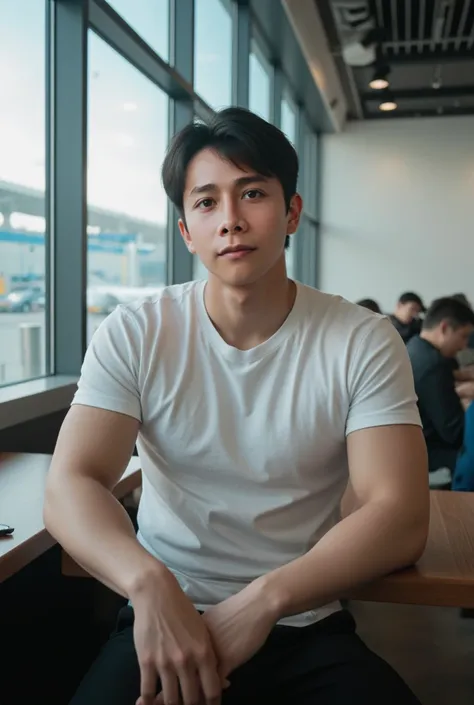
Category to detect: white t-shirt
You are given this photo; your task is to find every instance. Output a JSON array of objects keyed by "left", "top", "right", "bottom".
[{"left": 73, "top": 280, "right": 421, "bottom": 626}]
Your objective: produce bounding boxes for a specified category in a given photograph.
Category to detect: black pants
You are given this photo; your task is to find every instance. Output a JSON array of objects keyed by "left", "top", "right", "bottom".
[{"left": 70, "top": 606, "right": 421, "bottom": 705}]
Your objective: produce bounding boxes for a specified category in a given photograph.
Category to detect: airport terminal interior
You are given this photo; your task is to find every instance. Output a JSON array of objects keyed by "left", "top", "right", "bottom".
[{"left": 1, "top": 1, "right": 474, "bottom": 703}]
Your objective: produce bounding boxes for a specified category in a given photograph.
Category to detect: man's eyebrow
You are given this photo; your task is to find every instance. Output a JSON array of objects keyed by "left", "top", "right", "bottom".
[
  {"left": 189, "top": 182, "right": 218, "bottom": 196},
  {"left": 188, "top": 174, "right": 269, "bottom": 197}
]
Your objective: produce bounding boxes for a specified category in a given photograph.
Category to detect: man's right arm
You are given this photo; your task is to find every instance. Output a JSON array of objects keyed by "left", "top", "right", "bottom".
[
  {"left": 419, "top": 366, "right": 465, "bottom": 447},
  {"left": 44, "top": 404, "right": 164, "bottom": 597},
  {"left": 45, "top": 404, "right": 224, "bottom": 705}
]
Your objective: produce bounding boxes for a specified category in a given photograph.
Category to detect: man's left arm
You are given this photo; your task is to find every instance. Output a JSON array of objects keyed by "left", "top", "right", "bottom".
[{"left": 254, "top": 423, "right": 429, "bottom": 620}]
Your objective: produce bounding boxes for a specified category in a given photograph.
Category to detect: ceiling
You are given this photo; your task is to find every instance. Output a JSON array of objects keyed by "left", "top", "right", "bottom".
[{"left": 318, "top": 0, "right": 474, "bottom": 120}]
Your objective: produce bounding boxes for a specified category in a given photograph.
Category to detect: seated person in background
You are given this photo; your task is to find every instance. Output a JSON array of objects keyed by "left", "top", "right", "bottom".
[
  {"left": 407, "top": 297, "right": 474, "bottom": 475},
  {"left": 44, "top": 108, "right": 428, "bottom": 705},
  {"left": 356, "top": 298, "right": 381, "bottom": 314},
  {"left": 452, "top": 402, "right": 474, "bottom": 492},
  {"left": 389, "top": 292, "right": 425, "bottom": 344},
  {"left": 451, "top": 294, "right": 474, "bottom": 369}
]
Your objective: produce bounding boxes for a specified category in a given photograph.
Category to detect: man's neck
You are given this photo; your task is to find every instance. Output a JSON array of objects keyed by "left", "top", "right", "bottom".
[
  {"left": 204, "top": 262, "right": 296, "bottom": 351},
  {"left": 420, "top": 330, "right": 442, "bottom": 352}
]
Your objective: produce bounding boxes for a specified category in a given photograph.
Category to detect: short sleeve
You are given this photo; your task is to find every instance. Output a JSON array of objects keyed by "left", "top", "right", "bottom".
[
  {"left": 345, "top": 317, "right": 421, "bottom": 436},
  {"left": 72, "top": 307, "right": 142, "bottom": 422}
]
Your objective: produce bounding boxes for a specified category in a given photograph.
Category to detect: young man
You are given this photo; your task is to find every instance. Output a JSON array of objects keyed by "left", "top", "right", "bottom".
[
  {"left": 407, "top": 297, "right": 474, "bottom": 477},
  {"left": 389, "top": 292, "right": 425, "bottom": 344},
  {"left": 44, "top": 108, "right": 429, "bottom": 705}
]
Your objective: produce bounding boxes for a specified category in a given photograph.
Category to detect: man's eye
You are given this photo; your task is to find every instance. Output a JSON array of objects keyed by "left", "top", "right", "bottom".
[
  {"left": 197, "top": 198, "right": 214, "bottom": 209},
  {"left": 243, "top": 189, "right": 263, "bottom": 199}
]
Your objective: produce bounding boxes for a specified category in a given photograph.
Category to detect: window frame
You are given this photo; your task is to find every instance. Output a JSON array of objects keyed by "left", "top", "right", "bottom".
[{"left": 0, "top": 0, "right": 322, "bottom": 427}]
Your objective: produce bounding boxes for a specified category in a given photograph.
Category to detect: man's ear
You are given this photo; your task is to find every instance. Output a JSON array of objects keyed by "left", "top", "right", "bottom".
[
  {"left": 439, "top": 320, "right": 450, "bottom": 336},
  {"left": 286, "top": 193, "right": 303, "bottom": 235},
  {"left": 178, "top": 219, "right": 196, "bottom": 254}
]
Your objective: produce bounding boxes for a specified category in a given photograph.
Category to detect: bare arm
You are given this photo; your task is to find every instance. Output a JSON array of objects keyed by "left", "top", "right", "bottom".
[
  {"left": 258, "top": 424, "right": 430, "bottom": 618},
  {"left": 44, "top": 405, "right": 164, "bottom": 597},
  {"left": 454, "top": 366, "right": 474, "bottom": 382}
]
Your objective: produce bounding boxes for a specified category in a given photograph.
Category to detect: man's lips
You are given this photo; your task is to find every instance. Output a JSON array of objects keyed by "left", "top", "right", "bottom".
[{"left": 218, "top": 246, "right": 256, "bottom": 258}]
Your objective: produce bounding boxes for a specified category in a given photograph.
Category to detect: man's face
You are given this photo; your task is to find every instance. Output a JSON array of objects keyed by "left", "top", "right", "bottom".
[
  {"left": 440, "top": 323, "right": 474, "bottom": 358},
  {"left": 398, "top": 301, "right": 422, "bottom": 325},
  {"left": 179, "top": 148, "right": 302, "bottom": 287}
]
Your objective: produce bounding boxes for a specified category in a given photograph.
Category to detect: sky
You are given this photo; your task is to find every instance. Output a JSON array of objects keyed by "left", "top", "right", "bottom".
[{"left": 1, "top": 0, "right": 294, "bottom": 227}]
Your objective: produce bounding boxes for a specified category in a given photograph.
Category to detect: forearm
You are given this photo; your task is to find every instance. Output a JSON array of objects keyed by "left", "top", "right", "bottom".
[
  {"left": 260, "top": 499, "right": 428, "bottom": 620},
  {"left": 454, "top": 366, "right": 474, "bottom": 382},
  {"left": 44, "top": 475, "right": 168, "bottom": 598}
]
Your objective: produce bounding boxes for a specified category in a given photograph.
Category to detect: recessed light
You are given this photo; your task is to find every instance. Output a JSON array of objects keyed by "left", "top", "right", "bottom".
[{"left": 123, "top": 102, "right": 138, "bottom": 112}]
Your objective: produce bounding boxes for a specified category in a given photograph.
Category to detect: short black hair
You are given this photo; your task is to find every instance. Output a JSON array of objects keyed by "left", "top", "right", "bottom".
[
  {"left": 398, "top": 292, "right": 425, "bottom": 310},
  {"left": 422, "top": 297, "right": 474, "bottom": 331},
  {"left": 162, "top": 107, "right": 299, "bottom": 249},
  {"left": 356, "top": 298, "right": 381, "bottom": 314},
  {"left": 451, "top": 293, "right": 471, "bottom": 308}
]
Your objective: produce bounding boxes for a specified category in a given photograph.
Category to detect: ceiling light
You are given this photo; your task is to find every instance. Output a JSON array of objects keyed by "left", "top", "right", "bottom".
[
  {"left": 123, "top": 102, "right": 138, "bottom": 112},
  {"left": 369, "top": 66, "right": 390, "bottom": 90},
  {"left": 379, "top": 99, "right": 397, "bottom": 112},
  {"left": 370, "top": 77, "right": 389, "bottom": 90}
]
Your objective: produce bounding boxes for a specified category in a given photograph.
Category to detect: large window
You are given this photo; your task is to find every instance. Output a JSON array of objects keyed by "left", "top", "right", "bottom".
[
  {"left": 194, "top": 0, "right": 233, "bottom": 110},
  {"left": 0, "top": 0, "right": 47, "bottom": 387},
  {"left": 106, "top": 0, "right": 169, "bottom": 59},
  {"left": 87, "top": 33, "right": 169, "bottom": 342},
  {"left": 249, "top": 44, "right": 271, "bottom": 121}
]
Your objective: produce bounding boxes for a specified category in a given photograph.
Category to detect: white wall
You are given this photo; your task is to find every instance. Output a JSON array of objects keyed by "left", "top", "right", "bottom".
[{"left": 319, "top": 115, "right": 474, "bottom": 312}]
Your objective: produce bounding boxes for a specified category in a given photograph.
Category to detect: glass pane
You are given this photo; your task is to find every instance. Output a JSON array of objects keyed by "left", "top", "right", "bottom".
[
  {"left": 194, "top": 0, "right": 232, "bottom": 110},
  {"left": 87, "top": 33, "right": 169, "bottom": 343},
  {"left": 249, "top": 48, "right": 271, "bottom": 121},
  {"left": 106, "top": 0, "right": 169, "bottom": 60},
  {"left": 281, "top": 94, "right": 297, "bottom": 146},
  {"left": 0, "top": 0, "right": 47, "bottom": 386}
]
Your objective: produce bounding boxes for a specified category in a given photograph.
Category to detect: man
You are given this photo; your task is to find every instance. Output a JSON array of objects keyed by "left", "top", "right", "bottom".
[
  {"left": 389, "top": 292, "right": 425, "bottom": 344},
  {"left": 407, "top": 297, "right": 474, "bottom": 476},
  {"left": 44, "top": 108, "right": 428, "bottom": 705},
  {"left": 356, "top": 298, "right": 381, "bottom": 314}
]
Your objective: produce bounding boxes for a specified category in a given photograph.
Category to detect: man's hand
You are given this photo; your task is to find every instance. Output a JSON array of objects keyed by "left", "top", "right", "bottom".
[
  {"left": 201, "top": 579, "right": 278, "bottom": 681},
  {"left": 132, "top": 568, "right": 222, "bottom": 705}
]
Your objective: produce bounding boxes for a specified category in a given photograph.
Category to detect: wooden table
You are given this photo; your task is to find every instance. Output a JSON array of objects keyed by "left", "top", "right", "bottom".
[
  {"left": 349, "top": 490, "right": 474, "bottom": 608},
  {"left": 0, "top": 453, "right": 141, "bottom": 583}
]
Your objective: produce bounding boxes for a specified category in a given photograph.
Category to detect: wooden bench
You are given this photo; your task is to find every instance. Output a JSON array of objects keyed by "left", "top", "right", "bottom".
[{"left": 0, "top": 452, "right": 142, "bottom": 583}]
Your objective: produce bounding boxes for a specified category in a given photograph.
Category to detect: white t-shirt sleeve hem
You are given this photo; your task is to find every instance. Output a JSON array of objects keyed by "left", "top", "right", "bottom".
[
  {"left": 345, "top": 409, "right": 422, "bottom": 436},
  {"left": 71, "top": 394, "right": 142, "bottom": 422}
]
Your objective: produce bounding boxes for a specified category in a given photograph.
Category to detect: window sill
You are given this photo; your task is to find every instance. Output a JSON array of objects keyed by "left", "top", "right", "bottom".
[{"left": 0, "top": 376, "right": 78, "bottom": 431}]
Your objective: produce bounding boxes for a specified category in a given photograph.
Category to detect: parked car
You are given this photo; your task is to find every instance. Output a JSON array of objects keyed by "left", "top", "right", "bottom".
[
  {"left": 0, "top": 287, "right": 44, "bottom": 313},
  {"left": 87, "top": 290, "right": 120, "bottom": 315}
]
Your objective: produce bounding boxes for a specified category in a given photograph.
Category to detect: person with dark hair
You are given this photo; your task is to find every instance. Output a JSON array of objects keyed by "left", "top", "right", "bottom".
[
  {"left": 389, "top": 292, "right": 425, "bottom": 344},
  {"left": 407, "top": 297, "right": 474, "bottom": 478},
  {"left": 356, "top": 298, "right": 382, "bottom": 314},
  {"left": 46, "top": 108, "right": 428, "bottom": 705}
]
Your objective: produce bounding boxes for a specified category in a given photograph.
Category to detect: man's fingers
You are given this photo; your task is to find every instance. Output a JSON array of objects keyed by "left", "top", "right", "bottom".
[
  {"left": 177, "top": 666, "right": 202, "bottom": 705},
  {"left": 159, "top": 668, "right": 180, "bottom": 705},
  {"left": 198, "top": 663, "right": 223, "bottom": 705},
  {"left": 137, "top": 661, "right": 157, "bottom": 705}
]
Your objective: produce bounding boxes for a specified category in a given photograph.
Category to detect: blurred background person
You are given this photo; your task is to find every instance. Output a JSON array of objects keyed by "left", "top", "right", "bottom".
[
  {"left": 407, "top": 297, "right": 474, "bottom": 486},
  {"left": 389, "top": 292, "right": 425, "bottom": 344},
  {"left": 356, "top": 298, "right": 381, "bottom": 314}
]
